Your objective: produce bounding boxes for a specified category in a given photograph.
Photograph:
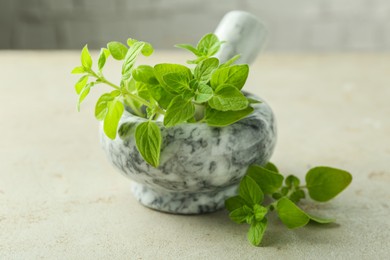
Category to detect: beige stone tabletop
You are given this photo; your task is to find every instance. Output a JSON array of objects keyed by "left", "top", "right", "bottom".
[{"left": 1, "top": 51, "right": 389, "bottom": 259}]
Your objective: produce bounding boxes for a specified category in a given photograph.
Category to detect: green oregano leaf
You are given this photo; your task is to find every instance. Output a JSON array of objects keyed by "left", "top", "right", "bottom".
[
  {"left": 246, "top": 165, "right": 284, "bottom": 194},
  {"left": 132, "top": 65, "right": 159, "bottom": 85},
  {"left": 154, "top": 63, "right": 192, "bottom": 93},
  {"left": 247, "top": 219, "right": 267, "bottom": 246},
  {"left": 276, "top": 197, "right": 310, "bottom": 229},
  {"left": 141, "top": 42, "right": 154, "bottom": 56},
  {"left": 71, "top": 66, "right": 85, "bottom": 74},
  {"left": 289, "top": 189, "right": 306, "bottom": 203},
  {"left": 81, "top": 44, "right": 92, "bottom": 70},
  {"left": 75, "top": 75, "right": 89, "bottom": 94},
  {"left": 163, "top": 96, "right": 195, "bottom": 127},
  {"left": 264, "top": 162, "right": 279, "bottom": 173},
  {"left": 94, "top": 91, "right": 120, "bottom": 121},
  {"left": 306, "top": 166, "right": 352, "bottom": 202},
  {"left": 103, "top": 99, "right": 124, "bottom": 140},
  {"left": 95, "top": 93, "right": 114, "bottom": 121},
  {"left": 239, "top": 176, "right": 263, "bottom": 206},
  {"left": 107, "top": 41, "right": 128, "bottom": 60},
  {"left": 163, "top": 72, "right": 191, "bottom": 93},
  {"left": 210, "top": 64, "right": 249, "bottom": 90},
  {"left": 208, "top": 84, "right": 248, "bottom": 111},
  {"left": 197, "top": 33, "right": 222, "bottom": 56},
  {"left": 229, "top": 205, "right": 253, "bottom": 224},
  {"left": 98, "top": 48, "right": 110, "bottom": 71},
  {"left": 205, "top": 106, "right": 254, "bottom": 127},
  {"left": 122, "top": 41, "right": 145, "bottom": 80},
  {"left": 225, "top": 195, "right": 246, "bottom": 212},
  {"left": 77, "top": 82, "right": 94, "bottom": 111},
  {"left": 135, "top": 121, "right": 162, "bottom": 167},
  {"left": 285, "top": 175, "right": 300, "bottom": 188},
  {"left": 195, "top": 84, "right": 213, "bottom": 103},
  {"left": 253, "top": 204, "right": 268, "bottom": 221},
  {"left": 194, "top": 57, "right": 219, "bottom": 83}
]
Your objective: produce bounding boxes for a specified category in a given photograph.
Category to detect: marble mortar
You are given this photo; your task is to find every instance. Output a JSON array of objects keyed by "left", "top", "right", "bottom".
[{"left": 100, "top": 94, "right": 276, "bottom": 214}]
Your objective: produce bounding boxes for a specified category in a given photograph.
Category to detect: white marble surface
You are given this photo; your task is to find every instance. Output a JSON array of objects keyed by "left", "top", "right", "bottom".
[{"left": 1, "top": 51, "right": 389, "bottom": 259}]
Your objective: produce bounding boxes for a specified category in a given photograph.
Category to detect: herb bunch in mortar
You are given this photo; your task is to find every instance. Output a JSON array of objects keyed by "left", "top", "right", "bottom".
[{"left": 72, "top": 34, "right": 255, "bottom": 167}]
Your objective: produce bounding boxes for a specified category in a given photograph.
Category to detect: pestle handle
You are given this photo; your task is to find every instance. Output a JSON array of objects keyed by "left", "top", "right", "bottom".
[{"left": 214, "top": 11, "right": 267, "bottom": 65}]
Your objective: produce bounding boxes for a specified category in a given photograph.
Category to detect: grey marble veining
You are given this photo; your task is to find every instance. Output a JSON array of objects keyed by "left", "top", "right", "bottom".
[{"left": 100, "top": 94, "right": 277, "bottom": 214}]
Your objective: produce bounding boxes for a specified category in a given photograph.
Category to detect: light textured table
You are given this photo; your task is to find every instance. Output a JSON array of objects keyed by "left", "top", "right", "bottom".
[{"left": 1, "top": 51, "right": 389, "bottom": 259}]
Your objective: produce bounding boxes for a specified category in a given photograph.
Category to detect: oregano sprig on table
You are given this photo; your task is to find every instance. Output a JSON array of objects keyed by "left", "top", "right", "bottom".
[
  {"left": 71, "top": 33, "right": 257, "bottom": 167},
  {"left": 225, "top": 163, "right": 352, "bottom": 246}
]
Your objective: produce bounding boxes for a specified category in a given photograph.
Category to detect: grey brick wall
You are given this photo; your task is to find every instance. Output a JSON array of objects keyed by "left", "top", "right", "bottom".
[{"left": 1, "top": 0, "right": 390, "bottom": 51}]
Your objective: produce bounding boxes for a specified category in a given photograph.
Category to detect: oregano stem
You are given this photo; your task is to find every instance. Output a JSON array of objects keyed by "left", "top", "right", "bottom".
[{"left": 89, "top": 69, "right": 166, "bottom": 115}]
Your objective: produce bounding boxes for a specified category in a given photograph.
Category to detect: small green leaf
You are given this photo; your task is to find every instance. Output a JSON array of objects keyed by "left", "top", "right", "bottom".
[
  {"left": 289, "top": 189, "right": 306, "bottom": 203},
  {"left": 154, "top": 63, "right": 192, "bottom": 93},
  {"left": 71, "top": 66, "right": 85, "bottom": 74},
  {"left": 239, "top": 176, "right": 263, "bottom": 206},
  {"left": 147, "top": 84, "right": 176, "bottom": 109},
  {"left": 174, "top": 44, "right": 200, "bottom": 56},
  {"left": 197, "top": 33, "right": 222, "bottom": 56},
  {"left": 246, "top": 165, "right": 284, "bottom": 194},
  {"left": 135, "top": 121, "right": 162, "bottom": 167},
  {"left": 95, "top": 93, "right": 114, "bottom": 120},
  {"left": 229, "top": 205, "right": 253, "bottom": 224},
  {"left": 225, "top": 196, "right": 246, "bottom": 212},
  {"left": 132, "top": 65, "right": 159, "bottom": 85},
  {"left": 276, "top": 197, "right": 310, "bottom": 229},
  {"left": 163, "top": 72, "right": 191, "bottom": 93},
  {"left": 98, "top": 48, "right": 110, "bottom": 71},
  {"left": 103, "top": 99, "right": 124, "bottom": 140},
  {"left": 107, "top": 41, "right": 128, "bottom": 60},
  {"left": 264, "top": 162, "right": 279, "bottom": 173},
  {"left": 77, "top": 82, "right": 94, "bottom": 111},
  {"left": 247, "top": 219, "right": 267, "bottom": 246},
  {"left": 141, "top": 42, "right": 154, "bottom": 56},
  {"left": 75, "top": 75, "right": 89, "bottom": 94},
  {"left": 210, "top": 64, "right": 249, "bottom": 90},
  {"left": 135, "top": 82, "right": 151, "bottom": 100},
  {"left": 81, "top": 45, "right": 92, "bottom": 70},
  {"left": 205, "top": 106, "right": 254, "bottom": 127},
  {"left": 285, "top": 175, "right": 300, "bottom": 188},
  {"left": 94, "top": 91, "right": 120, "bottom": 121},
  {"left": 306, "top": 166, "right": 352, "bottom": 202},
  {"left": 194, "top": 57, "right": 219, "bottom": 83},
  {"left": 163, "top": 96, "right": 195, "bottom": 127},
  {"left": 122, "top": 41, "right": 145, "bottom": 80},
  {"left": 126, "top": 38, "right": 138, "bottom": 46},
  {"left": 253, "top": 204, "right": 268, "bottom": 221},
  {"left": 195, "top": 84, "right": 213, "bottom": 103},
  {"left": 208, "top": 84, "right": 248, "bottom": 111}
]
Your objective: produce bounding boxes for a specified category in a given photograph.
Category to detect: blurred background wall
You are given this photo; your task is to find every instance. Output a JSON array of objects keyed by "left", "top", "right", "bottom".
[{"left": 0, "top": 0, "right": 389, "bottom": 51}]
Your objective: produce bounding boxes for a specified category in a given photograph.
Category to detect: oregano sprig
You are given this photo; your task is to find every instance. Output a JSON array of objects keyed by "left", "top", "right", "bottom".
[
  {"left": 71, "top": 33, "right": 260, "bottom": 167},
  {"left": 225, "top": 163, "right": 352, "bottom": 246}
]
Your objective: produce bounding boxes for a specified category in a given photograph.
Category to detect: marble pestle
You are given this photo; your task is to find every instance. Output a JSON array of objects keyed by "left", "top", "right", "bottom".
[{"left": 214, "top": 10, "right": 267, "bottom": 65}]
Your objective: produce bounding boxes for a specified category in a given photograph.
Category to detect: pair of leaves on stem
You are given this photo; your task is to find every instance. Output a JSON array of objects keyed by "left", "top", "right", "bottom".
[
  {"left": 175, "top": 33, "right": 224, "bottom": 64},
  {"left": 72, "top": 39, "right": 154, "bottom": 140},
  {"left": 225, "top": 163, "right": 352, "bottom": 246}
]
